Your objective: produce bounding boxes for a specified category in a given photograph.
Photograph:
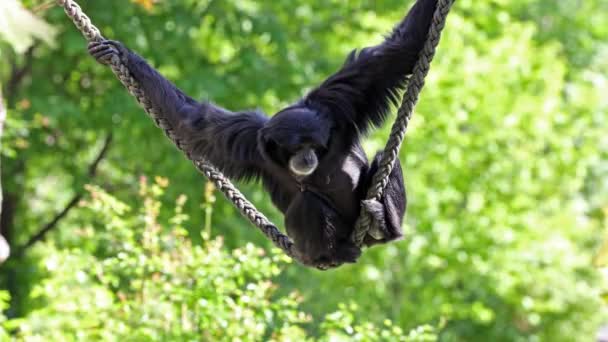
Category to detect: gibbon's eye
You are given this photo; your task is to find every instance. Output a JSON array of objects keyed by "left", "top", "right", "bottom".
[
  {"left": 316, "top": 133, "right": 332, "bottom": 158},
  {"left": 265, "top": 139, "right": 277, "bottom": 152},
  {"left": 264, "top": 139, "right": 290, "bottom": 166}
]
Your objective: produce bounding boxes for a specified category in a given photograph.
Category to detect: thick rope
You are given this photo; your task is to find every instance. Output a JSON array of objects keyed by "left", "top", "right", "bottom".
[
  {"left": 351, "top": 0, "right": 454, "bottom": 246},
  {"left": 56, "top": 0, "right": 452, "bottom": 269}
]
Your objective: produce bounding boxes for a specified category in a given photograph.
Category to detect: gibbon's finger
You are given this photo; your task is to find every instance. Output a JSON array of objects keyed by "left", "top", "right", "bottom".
[
  {"left": 92, "top": 49, "right": 117, "bottom": 61},
  {"left": 87, "top": 41, "right": 111, "bottom": 53}
]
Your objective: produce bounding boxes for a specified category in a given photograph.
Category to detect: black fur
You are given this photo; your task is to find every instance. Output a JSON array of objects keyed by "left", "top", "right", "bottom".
[{"left": 89, "top": 0, "right": 437, "bottom": 266}]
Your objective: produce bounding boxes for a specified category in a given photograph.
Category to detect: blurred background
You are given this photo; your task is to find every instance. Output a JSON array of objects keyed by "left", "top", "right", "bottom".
[{"left": 1, "top": 0, "right": 607, "bottom": 340}]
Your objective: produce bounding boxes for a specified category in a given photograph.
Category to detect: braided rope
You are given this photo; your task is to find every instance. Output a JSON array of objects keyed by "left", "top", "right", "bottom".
[
  {"left": 56, "top": 0, "right": 452, "bottom": 269},
  {"left": 351, "top": 0, "right": 454, "bottom": 246}
]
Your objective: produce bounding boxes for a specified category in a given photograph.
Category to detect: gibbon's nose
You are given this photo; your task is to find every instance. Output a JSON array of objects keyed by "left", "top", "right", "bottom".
[{"left": 303, "top": 152, "right": 317, "bottom": 167}]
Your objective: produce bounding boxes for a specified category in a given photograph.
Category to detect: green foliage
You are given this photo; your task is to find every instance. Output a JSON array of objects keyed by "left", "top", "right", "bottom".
[
  {"left": 0, "top": 178, "right": 426, "bottom": 341},
  {"left": 1, "top": 0, "right": 607, "bottom": 341}
]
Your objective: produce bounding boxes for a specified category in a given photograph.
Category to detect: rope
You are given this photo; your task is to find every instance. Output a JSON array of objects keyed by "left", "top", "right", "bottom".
[
  {"left": 351, "top": 0, "right": 454, "bottom": 246},
  {"left": 55, "top": 0, "right": 453, "bottom": 269}
]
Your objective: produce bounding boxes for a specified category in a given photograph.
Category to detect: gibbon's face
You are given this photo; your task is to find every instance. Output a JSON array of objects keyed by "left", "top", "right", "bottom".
[{"left": 259, "top": 106, "right": 331, "bottom": 179}]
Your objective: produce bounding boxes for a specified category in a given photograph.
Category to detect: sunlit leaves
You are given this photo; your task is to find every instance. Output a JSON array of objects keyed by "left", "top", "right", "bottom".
[
  {"left": 595, "top": 240, "right": 608, "bottom": 268},
  {"left": 131, "top": 0, "right": 157, "bottom": 12},
  {"left": 594, "top": 212, "right": 608, "bottom": 267}
]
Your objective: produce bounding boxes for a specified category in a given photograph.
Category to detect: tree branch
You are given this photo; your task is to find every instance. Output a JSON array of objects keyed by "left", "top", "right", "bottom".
[
  {"left": 4, "top": 45, "right": 36, "bottom": 107},
  {"left": 15, "top": 134, "right": 113, "bottom": 256},
  {"left": 31, "top": 1, "right": 57, "bottom": 14}
]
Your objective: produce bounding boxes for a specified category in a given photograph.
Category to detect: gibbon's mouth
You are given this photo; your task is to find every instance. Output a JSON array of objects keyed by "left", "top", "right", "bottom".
[
  {"left": 289, "top": 159, "right": 317, "bottom": 177},
  {"left": 288, "top": 149, "right": 318, "bottom": 179}
]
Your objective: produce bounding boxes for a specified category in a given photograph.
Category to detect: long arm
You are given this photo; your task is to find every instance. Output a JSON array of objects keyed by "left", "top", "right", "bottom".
[
  {"left": 89, "top": 41, "right": 268, "bottom": 181},
  {"left": 304, "top": 0, "right": 438, "bottom": 136}
]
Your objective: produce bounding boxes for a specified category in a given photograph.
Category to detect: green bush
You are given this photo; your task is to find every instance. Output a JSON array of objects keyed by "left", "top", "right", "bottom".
[{"left": 0, "top": 178, "right": 435, "bottom": 341}]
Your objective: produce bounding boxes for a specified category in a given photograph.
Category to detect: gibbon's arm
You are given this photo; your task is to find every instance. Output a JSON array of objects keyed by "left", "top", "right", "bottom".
[
  {"left": 304, "top": 0, "right": 438, "bottom": 137},
  {"left": 89, "top": 40, "right": 268, "bottom": 181}
]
